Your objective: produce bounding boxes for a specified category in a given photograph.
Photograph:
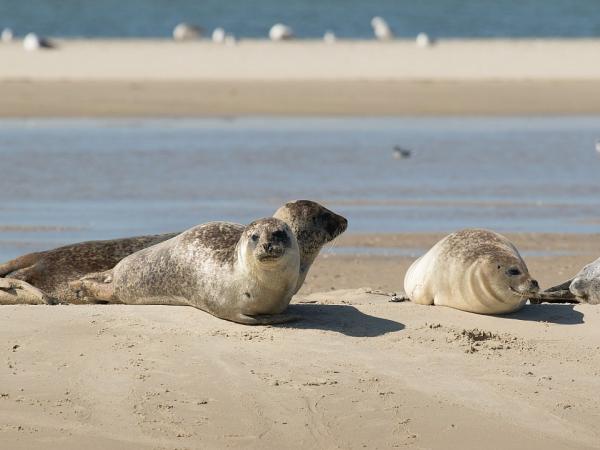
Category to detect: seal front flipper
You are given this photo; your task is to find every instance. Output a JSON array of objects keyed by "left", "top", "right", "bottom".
[
  {"left": 0, "top": 278, "right": 51, "bottom": 305},
  {"left": 69, "top": 271, "right": 118, "bottom": 304},
  {"left": 232, "top": 312, "right": 302, "bottom": 325}
]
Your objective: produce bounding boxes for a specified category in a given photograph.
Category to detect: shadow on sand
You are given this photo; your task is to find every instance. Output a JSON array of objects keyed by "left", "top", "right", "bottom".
[
  {"left": 505, "top": 303, "right": 584, "bottom": 325},
  {"left": 283, "top": 303, "right": 404, "bottom": 337}
]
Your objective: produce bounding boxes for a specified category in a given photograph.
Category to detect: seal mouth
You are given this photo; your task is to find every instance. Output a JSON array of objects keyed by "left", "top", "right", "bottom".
[
  {"left": 256, "top": 252, "right": 284, "bottom": 263},
  {"left": 510, "top": 285, "right": 538, "bottom": 297}
]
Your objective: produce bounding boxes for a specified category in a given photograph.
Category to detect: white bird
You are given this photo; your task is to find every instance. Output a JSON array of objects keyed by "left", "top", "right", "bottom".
[
  {"left": 323, "top": 30, "right": 336, "bottom": 44},
  {"left": 416, "top": 32, "right": 432, "bottom": 48},
  {"left": 269, "top": 23, "right": 294, "bottom": 41},
  {"left": 212, "top": 27, "right": 226, "bottom": 43},
  {"left": 1, "top": 28, "right": 13, "bottom": 43},
  {"left": 173, "top": 23, "right": 202, "bottom": 41},
  {"left": 23, "top": 32, "right": 53, "bottom": 51},
  {"left": 371, "top": 16, "right": 393, "bottom": 41}
]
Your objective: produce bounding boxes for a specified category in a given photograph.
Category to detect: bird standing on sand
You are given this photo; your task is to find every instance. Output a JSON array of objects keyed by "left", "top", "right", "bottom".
[
  {"left": 173, "top": 23, "right": 202, "bottom": 41},
  {"left": 371, "top": 16, "right": 393, "bottom": 41},
  {"left": 393, "top": 146, "right": 412, "bottom": 159},
  {"left": 23, "top": 33, "right": 53, "bottom": 51},
  {"left": 323, "top": 30, "right": 336, "bottom": 43},
  {"left": 212, "top": 27, "right": 226, "bottom": 43},
  {"left": 269, "top": 23, "right": 294, "bottom": 41},
  {"left": 1, "top": 28, "right": 13, "bottom": 43},
  {"left": 416, "top": 32, "right": 432, "bottom": 48}
]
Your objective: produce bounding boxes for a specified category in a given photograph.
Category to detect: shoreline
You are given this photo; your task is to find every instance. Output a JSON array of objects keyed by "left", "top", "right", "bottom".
[
  {"left": 3, "top": 79, "right": 600, "bottom": 117},
  {"left": 2, "top": 38, "right": 600, "bottom": 116}
]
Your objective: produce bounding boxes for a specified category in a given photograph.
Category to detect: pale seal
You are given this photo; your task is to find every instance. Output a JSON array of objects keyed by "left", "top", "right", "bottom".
[
  {"left": 0, "top": 200, "right": 346, "bottom": 306},
  {"left": 71, "top": 218, "right": 301, "bottom": 325},
  {"left": 404, "top": 228, "right": 540, "bottom": 314}
]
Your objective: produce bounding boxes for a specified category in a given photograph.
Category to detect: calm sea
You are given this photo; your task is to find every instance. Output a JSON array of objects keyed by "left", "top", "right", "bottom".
[
  {"left": 0, "top": 116, "right": 599, "bottom": 260},
  {"left": 0, "top": 0, "right": 599, "bottom": 39}
]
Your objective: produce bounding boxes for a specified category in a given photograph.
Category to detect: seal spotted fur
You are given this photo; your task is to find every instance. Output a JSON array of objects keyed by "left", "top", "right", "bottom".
[{"left": 71, "top": 218, "right": 301, "bottom": 325}]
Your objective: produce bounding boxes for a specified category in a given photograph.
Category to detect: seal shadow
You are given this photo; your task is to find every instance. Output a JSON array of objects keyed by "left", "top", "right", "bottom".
[
  {"left": 503, "top": 304, "right": 584, "bottom": 325},
  {"left": 282, "top": 303, "right": 404, "bottom": 337}
]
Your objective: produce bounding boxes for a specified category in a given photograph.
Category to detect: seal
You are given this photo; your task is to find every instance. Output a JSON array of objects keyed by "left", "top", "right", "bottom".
[
  {"left": 273, "top": 200, "right": 347, "bottom": 294},
  {"left": 70, "top": 218, "right": 301, "bottom": 325},
  {"left": 404, "top": 228, "right": 540, "bottom": 314},
  {"left": 542, "top": 257, "right": 600, "bottom": 305},
  {"left": 0, "top": 200, "right": 346, "bottom": 305},
  {"left": 0, "top": 233, "right": 177, "bottom": 305}
]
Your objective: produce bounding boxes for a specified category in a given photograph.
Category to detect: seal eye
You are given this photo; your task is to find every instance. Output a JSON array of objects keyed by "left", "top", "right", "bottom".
[
  {"left": 272, "top": 230, "right": 287, "bottom": 240},
  {"left": 251, "top": 234, "right": 259, "bottom": 242},
  {"left": 506, "top": 268, "right": 522, "bottom": 276}
]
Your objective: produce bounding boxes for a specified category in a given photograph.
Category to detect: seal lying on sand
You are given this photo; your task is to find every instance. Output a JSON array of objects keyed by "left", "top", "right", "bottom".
[
  {"left": 404, "top": 229, "right": 540, "bottom": 314},
  {"left": 0, "top": 234, "right": 178, "bottom": 305},
  {"left": 71, "top": 218, "right": 302, "bottom": 325},
  {"left": 539, "top": 257, "right": 600, "bottom": 305},
  {"left": 0, "top": 200, "right": 347, "bottom": 305}
]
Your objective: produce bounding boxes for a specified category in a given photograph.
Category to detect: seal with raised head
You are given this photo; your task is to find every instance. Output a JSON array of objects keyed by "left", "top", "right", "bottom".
[
  {"left": 70, "top": 218, "right": 301, "bottom": 325},
  {"left": 273, "top": 200, "right": 347, "bottom": 293},
  {"left": 0, "top": 200, "right": 347, "bottom": 305},
  {"left": 404, "top": 228, "right": 540, "bottom": 314}
]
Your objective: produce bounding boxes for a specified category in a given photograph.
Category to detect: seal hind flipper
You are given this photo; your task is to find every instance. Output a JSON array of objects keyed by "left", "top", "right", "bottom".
[
  {"left": 0, "top": 278, "right": 51, "bottom": 305},
  {"left": 0, "top": 252, "right": 44, "bottom": 277},
  {"left": 232, "top": 312, "right": 302, "bottom": 325}
]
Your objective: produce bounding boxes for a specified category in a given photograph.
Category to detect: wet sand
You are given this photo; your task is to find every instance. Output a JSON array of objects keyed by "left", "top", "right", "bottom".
[
  {"left": 2, "top": 39, "right": 600, "bottom": 116},
  {"left": 1, "top": 232, "right": 599, "bottom": 449}
]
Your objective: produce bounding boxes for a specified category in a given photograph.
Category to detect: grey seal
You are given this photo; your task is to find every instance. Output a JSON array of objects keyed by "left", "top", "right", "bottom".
[
  {"left": 539, "top": 257, "right": 600, "bottom": 305},
  {"left": 0, "top": 200, "right": 346, "bottom": 306},
  {"left": 71, "top": 218, "right": 302, "bottom": 325},
  {"left": 404, "top": 229, "right": 540, "bottom": 314}
]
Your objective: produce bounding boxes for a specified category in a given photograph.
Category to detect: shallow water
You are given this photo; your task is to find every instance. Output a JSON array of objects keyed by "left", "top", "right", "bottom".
[
  {"left": 0, "top": 116, "right": 599, "bottom": 260},
  {"left": 1, "top": 0, "right": 600, "bottom": 39}
]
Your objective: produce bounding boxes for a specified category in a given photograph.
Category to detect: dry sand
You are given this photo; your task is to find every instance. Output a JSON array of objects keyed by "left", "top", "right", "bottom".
[
  {"left": 1, "top": 233, "right": 599, "bottom": 449},
  {"left": 1, "top": 39, "right": 600, "bottom": 116}
]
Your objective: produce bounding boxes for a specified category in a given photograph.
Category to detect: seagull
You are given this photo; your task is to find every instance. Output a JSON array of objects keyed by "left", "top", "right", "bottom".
[
  {"left": 269, "top": 23, "right": 294, "bottom": 41},
  {"left": 212, "top": 27, "right": 226, "bottom": 43},
  {"left": 393, "top": 145, "right": 412, "bottom": 159},
  {"left": 23, "top": 33, "right": 53, "bottom": 51},
  {"left": 371, "top": 16, "right": 393, "bottom": 41},
  {"left": 416, "top": 32, "right": 433, "bottom": 48},
  {"left": 323, "top": 30, "right": 336, "bottom": 44},
  {"left": 1, "top": 28, "right": 13, "bottom": 43},
  {"left": 173, "top": 23, "right": 202, "bottom": 41}
]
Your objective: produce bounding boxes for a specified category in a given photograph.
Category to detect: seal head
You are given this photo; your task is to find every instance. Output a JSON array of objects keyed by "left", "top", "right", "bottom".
[
  {"left": 273, "top": 200, "right": 348, "bottom": 292},
  {"left": 569, "top": 257, "right": 600, "bottom": 304}
]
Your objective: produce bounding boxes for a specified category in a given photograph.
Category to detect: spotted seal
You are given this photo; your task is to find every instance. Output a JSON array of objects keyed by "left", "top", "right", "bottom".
[
  {"left": 541, "top": 257, "right": 600, "bottom": 305},
  {"left": 404, "top": 228, "right": 540, "bottom": 314},
  {"left": 71, "top": 218, "right": 301, "bottom": 325},
  {"left": 0, "top": 200, "right": 346, "bottom": 306}
]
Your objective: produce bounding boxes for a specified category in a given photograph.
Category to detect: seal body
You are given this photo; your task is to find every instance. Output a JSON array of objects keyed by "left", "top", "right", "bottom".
[
  {"left": 568, "top": 257, "right": 600, "bottom": 304},
  {"left": 0, "top": 233, "right": 177, "bottom": 305},
  {"left": 72, "top": 218, "right": 301, "bottom": 325},
  {"left": 404, "top": 229, "right": 539, "bottom": 314}
]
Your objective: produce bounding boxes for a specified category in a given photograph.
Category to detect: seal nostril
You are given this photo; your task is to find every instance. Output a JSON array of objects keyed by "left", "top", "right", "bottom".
[
  {"left": 531, "top": 280, "right": 539, "bottom": 288},
  {"left": 263, "top": 242, "right": 273, "bottom": 253}
]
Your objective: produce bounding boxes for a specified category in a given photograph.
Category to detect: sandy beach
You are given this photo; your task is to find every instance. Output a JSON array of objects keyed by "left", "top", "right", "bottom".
[
  {"left": 1, "top": 232, "right": 600, "bottom": 449},
  {"left": 1, "top": 39, "right": 600, "bottom": 116}
]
